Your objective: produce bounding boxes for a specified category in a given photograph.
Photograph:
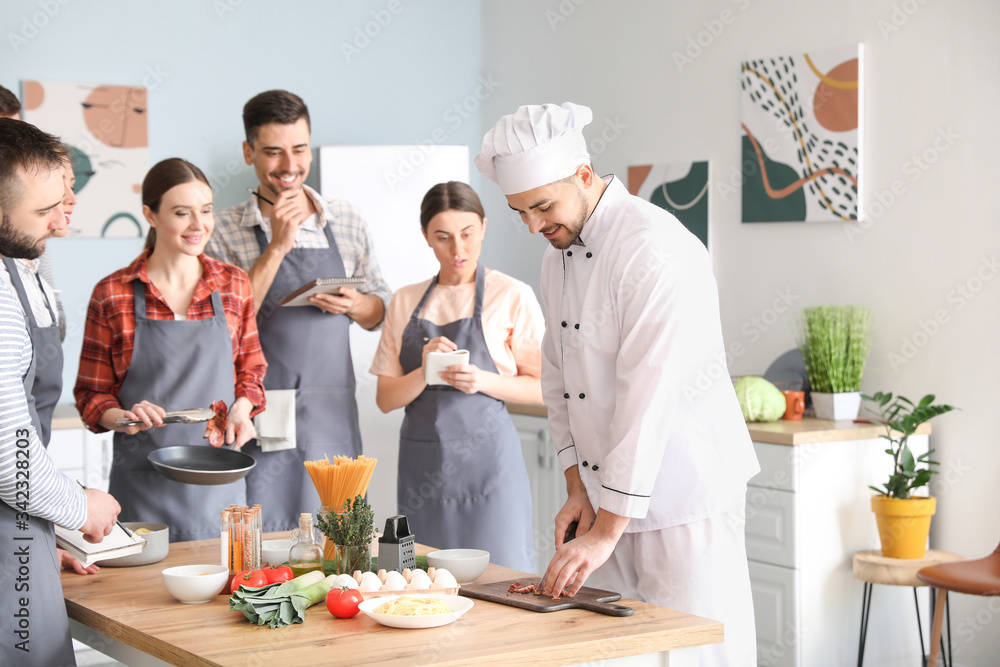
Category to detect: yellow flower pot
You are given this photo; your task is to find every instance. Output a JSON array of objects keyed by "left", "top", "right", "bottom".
[{"left": 871, "top": 495, "right": 937, "bottom": 559}]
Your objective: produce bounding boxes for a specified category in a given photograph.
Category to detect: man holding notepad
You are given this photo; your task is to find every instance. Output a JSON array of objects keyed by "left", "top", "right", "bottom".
[
  {"left": 206, "top": 90, "right": 391, "bottom": 533},
  {"left": 0, "top": 118, "right": 121, "bottom": 666}
]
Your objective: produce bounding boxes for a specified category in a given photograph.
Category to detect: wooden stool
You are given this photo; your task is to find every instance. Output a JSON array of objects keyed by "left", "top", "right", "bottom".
[{"left": 852, "top": 549, "right": 963, "bottom": 667}]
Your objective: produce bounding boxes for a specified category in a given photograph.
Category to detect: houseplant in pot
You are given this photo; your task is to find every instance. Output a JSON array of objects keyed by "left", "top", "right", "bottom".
[
  {"left": 864, "top": 391, "right": 956, "bottom": 558},
  {"left": 795, "top": 305, "right": 871, "bottom": 420}
]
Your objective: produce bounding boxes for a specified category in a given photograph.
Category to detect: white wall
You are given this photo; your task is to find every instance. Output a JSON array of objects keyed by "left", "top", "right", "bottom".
[{"left": 481, "top": 1, "right": 1000, "bottom": 665}]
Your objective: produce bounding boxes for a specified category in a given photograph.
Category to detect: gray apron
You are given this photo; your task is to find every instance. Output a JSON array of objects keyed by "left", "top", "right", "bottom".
[
  {"left": 0, "top": 312, "right": 76, "bottom": 666},
  {"left": 3, "top": 256, "right": 63, "bottom": 446},
  {"left": 109, "top": 280, "right": 245, "bottom": 542},
  {"left": 397, "top": 263, "right": 534, "bottom": 571},
  {"left": 249, "top": 223, "right": 361, "bottom": 532}
]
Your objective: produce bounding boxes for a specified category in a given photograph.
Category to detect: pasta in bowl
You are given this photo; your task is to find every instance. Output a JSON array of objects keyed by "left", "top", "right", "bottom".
[{"left": 358, "top": 594, "right": 474, "bottom": 629}]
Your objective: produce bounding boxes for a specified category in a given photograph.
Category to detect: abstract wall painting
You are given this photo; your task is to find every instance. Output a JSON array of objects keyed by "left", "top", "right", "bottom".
[
  {"left": 22, "top": 80, "right": 149, "bottom": 238},
  {"left": 628, "top": 161, "right": 709, "bottom": 249},
  {"left": 740, "top": 45, "right": 862, "bottom": 223}
]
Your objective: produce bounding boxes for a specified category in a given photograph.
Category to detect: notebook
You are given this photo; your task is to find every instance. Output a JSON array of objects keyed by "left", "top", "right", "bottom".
[
  {"left": 55, "top": 523, "right": 146, "bottom": 567},
  {"left": 279, "top": 277, "right": 366, "bottom": 307},
  {"left": 425, "top": 350, "right": 470, "bottom": 386}
]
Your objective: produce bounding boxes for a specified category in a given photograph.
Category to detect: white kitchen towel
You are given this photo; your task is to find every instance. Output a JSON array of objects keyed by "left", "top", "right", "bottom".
[{"left": 254, "top": 389, "right": 297, "bottom": 452}]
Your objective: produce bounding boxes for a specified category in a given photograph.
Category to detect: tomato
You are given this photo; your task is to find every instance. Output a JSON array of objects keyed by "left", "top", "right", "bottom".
[
  {"left": 264, "top": 565, "right": 294, "bottom": 585},
  {"left": 326, "top": 586, "right": 364, "bottom": 619},
  {"left": 230, "top": 568, "right": 268, "bottom": 594}
]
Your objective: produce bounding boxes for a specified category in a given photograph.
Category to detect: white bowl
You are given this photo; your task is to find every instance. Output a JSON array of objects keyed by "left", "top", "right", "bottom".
[
  {"left": 261, "top": 539, "right": 293, "bottom": 567},
  {"left": 102, "top": 522, "right": 169, "bottom": 567},
  {"left": 359, "top": 594, "right": 474, "bottom": 629},
  {"left": 426, "top": 549, "right": 490, "bottom": 585},
  {"left": 162, "top": 564, "right": 229, "bottom": 604}
]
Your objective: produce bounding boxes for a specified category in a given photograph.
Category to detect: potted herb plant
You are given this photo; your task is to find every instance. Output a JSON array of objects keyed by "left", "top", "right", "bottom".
[
  {"left": 795, "top": 305, "right": 871, "bottom": 420},
  {"left": 317, "top": 495, "right": 376, "bottom": 575},
  {"left": 864, "top": 391, "right": 956, "bottom": 558}
]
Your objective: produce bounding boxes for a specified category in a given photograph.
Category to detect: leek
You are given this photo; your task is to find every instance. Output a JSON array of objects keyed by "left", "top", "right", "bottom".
[{"left": 229, "top": 571, "right": 335, "bottom": 628}]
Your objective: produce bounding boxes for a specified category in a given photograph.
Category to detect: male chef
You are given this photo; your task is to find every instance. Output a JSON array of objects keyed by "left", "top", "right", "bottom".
[
  {"left": 206, "top": 90, "right": 391, "bottom": 532},
  {"left": 475, "top": 103, "right": 760, "bottom": 666},
  {"left": 0, "top": 117, "right": 121, "bottom": 665}
]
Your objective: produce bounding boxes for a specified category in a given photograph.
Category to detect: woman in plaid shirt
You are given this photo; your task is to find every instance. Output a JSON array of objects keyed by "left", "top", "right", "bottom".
[{"left": 74, "top": 158, "right": 267, "bottom": 541}]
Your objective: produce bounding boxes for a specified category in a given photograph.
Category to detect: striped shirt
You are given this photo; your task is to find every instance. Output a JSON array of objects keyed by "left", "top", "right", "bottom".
[
  {"left": 0, "top": 280, "right": 86, "bottom": 529},
  {"left": 204, "top": 185, "right": 392, "bottom": 320},
  {"left": 74, "top": 251, "right": 267, "bottom": 432},
  {"left": 0, "top": 257, "right": 57, "bottom": 327}
]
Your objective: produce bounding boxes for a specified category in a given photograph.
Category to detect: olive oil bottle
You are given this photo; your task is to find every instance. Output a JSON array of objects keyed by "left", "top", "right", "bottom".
[{"left": 288, "top": 512, "right": 323, "bottom": 577}]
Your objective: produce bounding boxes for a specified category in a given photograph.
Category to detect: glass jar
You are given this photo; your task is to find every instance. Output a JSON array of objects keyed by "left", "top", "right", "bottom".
[
  {"left": 333, "top": 543, "right": 371, "bottom": 576},
  {"left": 288, "top": 512, "right": 323, "bottom": 577}
]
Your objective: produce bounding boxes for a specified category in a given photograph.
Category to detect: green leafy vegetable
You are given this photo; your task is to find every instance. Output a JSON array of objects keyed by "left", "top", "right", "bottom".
[
  {"left": 228, "top": 571, "right": 333, "bottom": 628},
  {"left": 733, "top": 376, "right": 785, "bottom": 422}
]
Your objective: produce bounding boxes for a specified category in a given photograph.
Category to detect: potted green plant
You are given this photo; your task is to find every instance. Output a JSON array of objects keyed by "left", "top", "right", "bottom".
[
  {"left": 863, "top": 391, "right": 956, "bottom": 558},
  {"left": 795, "top": 305, "right": 871, "bottom": 420},
  {"left": 317, "top": 495, "right": 376, "bottom": 575}
]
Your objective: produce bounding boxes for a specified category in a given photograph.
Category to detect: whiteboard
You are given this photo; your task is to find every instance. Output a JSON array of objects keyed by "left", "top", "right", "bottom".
[{"left": 317, "top": 145, "right": 469, "bottom": 527}]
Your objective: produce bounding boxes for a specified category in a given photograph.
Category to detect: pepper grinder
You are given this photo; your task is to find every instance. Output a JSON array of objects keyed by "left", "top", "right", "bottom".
[{"left": 378, "top": 515, "right": 415, "bottom": 573}]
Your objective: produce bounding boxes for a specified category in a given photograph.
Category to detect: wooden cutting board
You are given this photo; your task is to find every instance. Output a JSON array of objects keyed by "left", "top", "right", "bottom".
[{"left": 459, "top": 577, "right": 633, "bottom": 616}]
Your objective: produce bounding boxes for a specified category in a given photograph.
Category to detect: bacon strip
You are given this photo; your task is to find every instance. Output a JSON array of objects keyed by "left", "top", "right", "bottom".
[{"left": 203, "top": 400, "right": 228, "bottom": 448}]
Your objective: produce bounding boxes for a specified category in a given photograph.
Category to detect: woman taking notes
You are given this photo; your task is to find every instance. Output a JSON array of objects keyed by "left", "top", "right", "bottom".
[
  {"left": 372, "top": 181, "right": 543, "bottom": 571},
  {"left": 74, "top": 158, "right": 266, "bottom": 542}
]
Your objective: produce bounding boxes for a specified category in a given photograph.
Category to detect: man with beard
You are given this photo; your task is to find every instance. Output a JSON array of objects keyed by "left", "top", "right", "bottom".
[
  {"left": 475, "top": 103, "right": 760, "bottom": 667},
  {"left": 206, "top": 90, "right": 390, "bottom": 532},
  {"left": 0, "top": 118, "right": 120, "bottom": 665}
]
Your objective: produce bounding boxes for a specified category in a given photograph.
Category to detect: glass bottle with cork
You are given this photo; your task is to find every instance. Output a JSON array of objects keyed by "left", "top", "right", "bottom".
[{"left": 288, "top": 512, "right": 324, "bottom": 577}]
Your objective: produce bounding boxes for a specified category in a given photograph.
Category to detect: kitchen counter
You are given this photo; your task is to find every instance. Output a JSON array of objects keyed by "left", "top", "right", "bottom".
[
  {"left": 52, "top": 402, "right": 86, "bottom": 430},
  {"left": 64, "top": 534, "right": 722, "bottom": 666},
  {"left": 507, "top": 403, "right": 930, "bottom": 447}
]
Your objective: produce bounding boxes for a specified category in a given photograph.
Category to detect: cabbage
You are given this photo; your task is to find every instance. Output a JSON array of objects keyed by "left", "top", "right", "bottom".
[{"left": 733, "top": 376, "right": 786, "bottom": 422}]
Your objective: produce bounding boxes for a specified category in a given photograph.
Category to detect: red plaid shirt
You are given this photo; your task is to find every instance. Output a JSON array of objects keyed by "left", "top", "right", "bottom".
[{"left": 74, "top": 250, "right": 267, "bottom": 432}]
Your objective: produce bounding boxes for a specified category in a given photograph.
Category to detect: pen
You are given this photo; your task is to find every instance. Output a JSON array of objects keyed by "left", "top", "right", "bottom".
[
  {"left": 76, "top": 480, "right": 135, "bottom": 539},
  {"left": 246, "top": 187, "right": 275, "bottom": 206}
]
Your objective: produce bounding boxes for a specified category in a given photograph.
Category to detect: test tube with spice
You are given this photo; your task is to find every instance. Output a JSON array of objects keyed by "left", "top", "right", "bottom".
[
  {"left": 253, "top": 504, "right": 263, "bottom": 569},
  {"left": 230, "top": 507, "right": 243, "bottom": 574},
  {"left": 220, "top": 508, "right": 230, "bottom": 568}
]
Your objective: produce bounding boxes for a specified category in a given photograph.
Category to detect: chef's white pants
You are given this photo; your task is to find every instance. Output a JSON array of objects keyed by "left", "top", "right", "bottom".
[{"left": 588, "top": 496, "right": 757, "bottom": 667}]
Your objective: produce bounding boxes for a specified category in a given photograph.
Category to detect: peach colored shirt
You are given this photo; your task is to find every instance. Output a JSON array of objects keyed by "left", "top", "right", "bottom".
[{"left": 370, "top": 268, "right": 543, "bottom": 380}]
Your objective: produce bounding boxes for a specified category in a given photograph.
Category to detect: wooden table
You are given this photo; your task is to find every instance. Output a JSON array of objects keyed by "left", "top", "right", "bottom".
[{"left": 63, "top": 535, "right": 722, "bottom": 666}]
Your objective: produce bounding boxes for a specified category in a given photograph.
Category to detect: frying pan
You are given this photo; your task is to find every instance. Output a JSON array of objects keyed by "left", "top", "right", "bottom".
[{"left": 147, "top": 445, "right": 255, "bottom": 485}]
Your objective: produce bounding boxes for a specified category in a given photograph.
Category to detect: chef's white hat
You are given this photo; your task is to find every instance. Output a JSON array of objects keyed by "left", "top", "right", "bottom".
[{"left": 474, "top": 102, "right": 593, "bottom": 195}]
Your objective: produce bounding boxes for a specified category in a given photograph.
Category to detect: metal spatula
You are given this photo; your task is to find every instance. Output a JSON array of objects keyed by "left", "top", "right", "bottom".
[{"left": 115, "top": 407, "right": 216, "bottom": 428}]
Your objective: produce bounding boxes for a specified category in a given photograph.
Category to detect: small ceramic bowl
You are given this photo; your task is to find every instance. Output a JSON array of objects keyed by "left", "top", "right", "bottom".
[
  {"left": 426, "top": 549, "right": 490, "bottom": 585},
  {"left": 162, "top": 564, "right": 229, "bottom": 604},
  {"left": 262, "top": 539, "right": 293, "bottom": 566},
  {"left": 101, "top": 523, "right": 169, "bottom": 567}
]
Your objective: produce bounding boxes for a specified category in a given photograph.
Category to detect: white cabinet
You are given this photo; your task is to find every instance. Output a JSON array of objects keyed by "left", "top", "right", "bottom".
[
  {"left": 746, "top": 423, "right": 932, "bottom": 667},
  {"left": 511, "top": 412, "right": 567, "bottom": 575}
]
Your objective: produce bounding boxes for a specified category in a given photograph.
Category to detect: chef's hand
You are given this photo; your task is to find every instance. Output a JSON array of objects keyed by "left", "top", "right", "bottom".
[
  {"left": 268, "top": 189, "right": 309, "bottom": 256},
  {"left": 79, "top": 488, "right": 121, "bottom": 544},
  {"left": 553, "top": 469, "right": 598, "bottom": 549},
  {"left": 58, "top": 548, "right": 100, "bottom": 575},
  {"left": 114, "top": 401, "right": 167, "bottom": 434},
  {"left": 541, "top": 510, "right": 627, "bottom": 598},
  {"left": 227, "top": 397, "right": 256, "bottom": 450},
  {"left": 439, "top": 363, "right": 485, "bottom": 394},
  {"left": 420, "top": 336, "right": 457, "bottom": 376}
]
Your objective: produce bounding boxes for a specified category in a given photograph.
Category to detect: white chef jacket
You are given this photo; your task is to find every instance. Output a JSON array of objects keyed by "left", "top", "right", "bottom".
[{"left": 541, "top": 176, "right": 759, "bottom": 532}]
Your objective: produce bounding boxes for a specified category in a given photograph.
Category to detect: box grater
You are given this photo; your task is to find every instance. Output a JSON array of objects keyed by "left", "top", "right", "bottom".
[{"left": 378, "top": 515, "right": 415, "bottom": 572}]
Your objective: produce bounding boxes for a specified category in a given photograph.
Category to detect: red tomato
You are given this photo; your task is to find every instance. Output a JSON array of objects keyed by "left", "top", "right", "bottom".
[
  {"left": 326, "top": 587, "right": 364, "bottom": 619},
  {"left": 230, "top": 569, "right": 268, "bottom": 594},
  {"left": 264, "top": 565, "right": 294, "bottom": 585}
]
